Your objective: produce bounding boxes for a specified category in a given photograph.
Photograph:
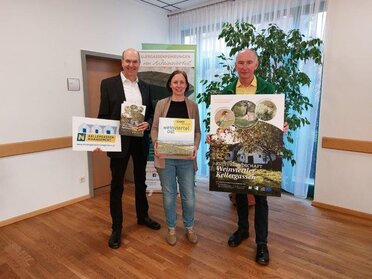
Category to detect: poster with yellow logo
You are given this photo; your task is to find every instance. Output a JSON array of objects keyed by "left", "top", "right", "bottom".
[
  {"left": 72, "top": 116, "right": 121, "bottom": 152},
  {"left": 157, "top": 117, "right": 194, "bottom": 159}
]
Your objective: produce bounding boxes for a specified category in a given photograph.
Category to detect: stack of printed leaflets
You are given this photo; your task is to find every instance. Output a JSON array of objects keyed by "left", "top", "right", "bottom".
[
  {"left": 119, "top": 102, "right": 146, "bottom": 137},
  {"left": 157, "top": 117, "right": 194, "bottom": 159}
]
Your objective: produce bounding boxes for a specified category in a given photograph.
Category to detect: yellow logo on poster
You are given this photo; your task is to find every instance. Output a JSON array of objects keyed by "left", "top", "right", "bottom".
[
  {"left": 172, "top": 119, "right": 192, "bottom": 133},
  {"left": 77, "top": 133, "right": 86, "bottom": 141},
  {"left": 86, "top": 134, "right": 116, "bottom": 143}
]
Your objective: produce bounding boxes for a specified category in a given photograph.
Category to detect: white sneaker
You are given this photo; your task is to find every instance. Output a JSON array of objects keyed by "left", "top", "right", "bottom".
[
  {"left": 186, "top": 227, "right": 198, "bottom": 244},
  {"left": 166, "top": 228, "right": 177, "bottom": 246}
]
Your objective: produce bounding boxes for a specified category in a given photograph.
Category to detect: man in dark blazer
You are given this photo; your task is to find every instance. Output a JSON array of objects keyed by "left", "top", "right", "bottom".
[{"left": 98, "top": 48, "right": 160, "bottom": 249}]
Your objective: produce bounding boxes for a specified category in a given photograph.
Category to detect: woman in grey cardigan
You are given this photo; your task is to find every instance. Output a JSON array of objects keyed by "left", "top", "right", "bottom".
[{"left": 151, "top": 70, "right": 201, "bottom": 246}]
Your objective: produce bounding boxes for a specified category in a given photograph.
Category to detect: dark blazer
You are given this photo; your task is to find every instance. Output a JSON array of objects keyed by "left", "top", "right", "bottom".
[{"left": 97, "top": 74, "right": 153, "bottom": 158}]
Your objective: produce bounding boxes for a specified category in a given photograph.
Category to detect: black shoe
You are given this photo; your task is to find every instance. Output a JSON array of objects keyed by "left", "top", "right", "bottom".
[
  {"left": 256, "top": 243, "right": 269, "bottom": 265},
  {"left": 228, "top": 228, "right": 249, "bottom": 247},
  {"left": 137, "top": 217, "right": 161, "bottom": 230},
  {"left": 108, "top": 229, "right": 121, "bottom": 249}
]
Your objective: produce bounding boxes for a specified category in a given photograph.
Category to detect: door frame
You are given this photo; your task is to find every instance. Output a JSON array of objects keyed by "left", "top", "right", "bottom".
[{"left": 81, "top": 50, "right": 121, "bottom": 197}]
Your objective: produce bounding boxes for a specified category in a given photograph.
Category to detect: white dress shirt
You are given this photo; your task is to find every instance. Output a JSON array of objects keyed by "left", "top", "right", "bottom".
[{"left": 120, "top": 72, "right": 143, "bottom": 105}]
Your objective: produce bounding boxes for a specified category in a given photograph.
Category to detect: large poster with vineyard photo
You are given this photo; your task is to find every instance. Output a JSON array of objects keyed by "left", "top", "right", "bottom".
[{"left": 209, "top": 94, "right": 285, "bottom": 196}]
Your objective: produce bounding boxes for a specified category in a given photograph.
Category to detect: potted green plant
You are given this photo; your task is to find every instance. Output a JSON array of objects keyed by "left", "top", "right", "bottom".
[{"left": 197, "top": 22, "right": 323, "bottom": 165}]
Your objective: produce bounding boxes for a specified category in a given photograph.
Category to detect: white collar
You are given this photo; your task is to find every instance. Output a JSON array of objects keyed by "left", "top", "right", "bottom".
[{"left": 120, "top": 72, "right": 138, "bottom": 83}]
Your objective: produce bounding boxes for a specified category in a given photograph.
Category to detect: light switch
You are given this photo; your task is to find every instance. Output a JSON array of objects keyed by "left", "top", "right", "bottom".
[{"left": 67, "top": 78, "right": 80, "bottom": 91}]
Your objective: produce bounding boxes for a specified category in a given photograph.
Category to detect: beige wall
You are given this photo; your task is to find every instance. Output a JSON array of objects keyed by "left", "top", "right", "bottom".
[
  {"left": 314, "top": 0, "right": 372, "bottom": 214},
  {"left": 0, "top": 0, "right": 168, "bottom": 222}
]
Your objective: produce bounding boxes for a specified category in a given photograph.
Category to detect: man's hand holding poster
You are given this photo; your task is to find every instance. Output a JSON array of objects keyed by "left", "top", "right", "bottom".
[{"left": 209, "top": 94, "right": 284, "bottom": 196}]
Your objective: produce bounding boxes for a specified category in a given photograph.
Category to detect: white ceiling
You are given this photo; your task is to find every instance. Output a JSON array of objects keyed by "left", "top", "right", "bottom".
[{"left": 137, "top": 0, "right": 218, "bottom": 13}]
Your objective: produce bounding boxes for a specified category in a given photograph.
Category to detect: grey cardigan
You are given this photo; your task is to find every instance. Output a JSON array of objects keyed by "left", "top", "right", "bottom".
[{"left": 151, "top": 97, "right": 201, "bottom": 170}]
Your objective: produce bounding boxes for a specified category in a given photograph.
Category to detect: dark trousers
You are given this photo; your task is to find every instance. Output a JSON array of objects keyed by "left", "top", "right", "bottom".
[
  {"left": 236, "top": 193, "right": 268, "bottom": 244},
  {"left": 109, "top": 139, "right": 149, "bottom": 231}
]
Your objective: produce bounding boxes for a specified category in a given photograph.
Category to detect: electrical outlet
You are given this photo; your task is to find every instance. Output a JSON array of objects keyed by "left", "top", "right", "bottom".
[{"left": 79, "top": 176, "right": 86, "bottom": 183}]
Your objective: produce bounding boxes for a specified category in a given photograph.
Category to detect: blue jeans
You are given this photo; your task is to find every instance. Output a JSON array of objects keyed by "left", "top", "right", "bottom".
[{"left": 157, "top": 159, "right": 195, "bottom": 229}]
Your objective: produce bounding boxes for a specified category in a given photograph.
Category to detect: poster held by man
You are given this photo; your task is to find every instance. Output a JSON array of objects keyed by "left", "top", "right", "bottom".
[
  {"left": 119, "top": 102, "right": 146, "bottom": 137},
  {"left": 72, "top": 116, "right": 121, "bottom": 152},
  {"left": 209, "top": 94, "right": 284, "bottom": 197}
]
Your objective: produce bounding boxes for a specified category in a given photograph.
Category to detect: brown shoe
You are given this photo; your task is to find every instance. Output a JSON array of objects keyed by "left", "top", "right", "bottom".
[
  {"left": 186, "top": 227, "right": 198, "bottom": 244},
  {"left": 166, "top": 228, "right": 177, "bottom": 246}
]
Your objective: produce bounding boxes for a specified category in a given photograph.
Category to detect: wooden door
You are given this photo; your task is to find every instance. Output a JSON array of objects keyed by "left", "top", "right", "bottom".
[{"left": 86, "top": 55, "right": 122, "bottom": 189}]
